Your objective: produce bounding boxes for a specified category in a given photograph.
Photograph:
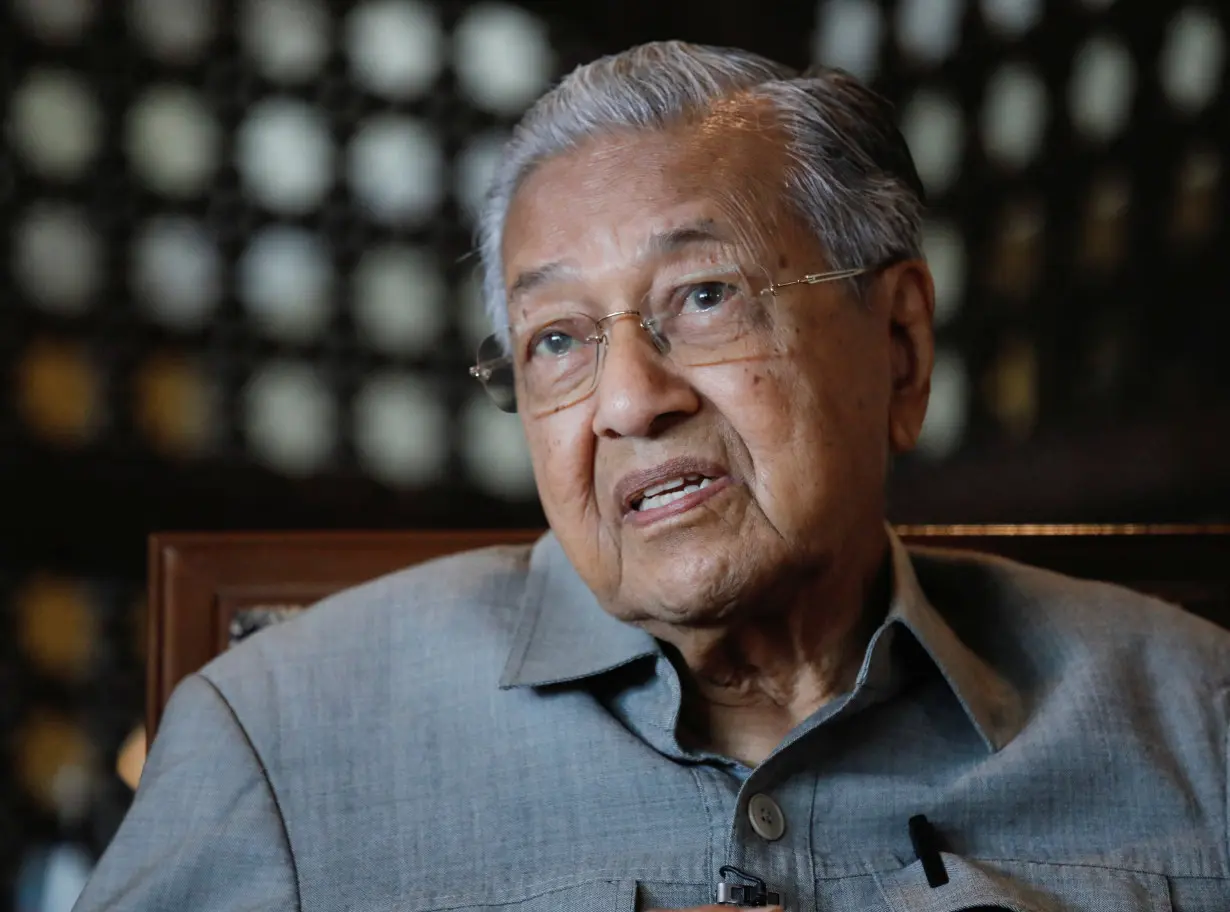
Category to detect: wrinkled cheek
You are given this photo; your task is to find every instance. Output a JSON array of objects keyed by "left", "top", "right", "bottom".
[
  {"left": 529, "top": 425, "right": 594, "bottom": 519},
  {"left": 732, "top": 364, "right": 805, "bottom": 442},
  {"left": 744, "top": 365, "right": 847, "bottom": 504}
]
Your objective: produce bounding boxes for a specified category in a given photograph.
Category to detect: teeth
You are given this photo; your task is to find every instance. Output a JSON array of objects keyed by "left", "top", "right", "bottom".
[
  {"left": 641, "top": 475, "right": 693, "bottom": 500},
  {"left": 636, "top": 477, "right": 713, "bottom": 511}
]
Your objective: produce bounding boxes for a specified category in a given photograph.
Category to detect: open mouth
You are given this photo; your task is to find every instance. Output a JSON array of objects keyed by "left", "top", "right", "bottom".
[{"left": 630, "top": 474, "right": 717, "bottom": 512}]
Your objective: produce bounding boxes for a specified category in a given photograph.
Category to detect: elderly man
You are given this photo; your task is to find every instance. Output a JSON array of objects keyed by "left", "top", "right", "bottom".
[{"left": 76, "top": 41, "right": 1228, "bottom": 912}]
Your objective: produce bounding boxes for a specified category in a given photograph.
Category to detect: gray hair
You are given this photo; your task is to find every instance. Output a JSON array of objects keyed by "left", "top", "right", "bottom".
[{"left": 476, "top": 40, "right": 925, "bottom": 338}]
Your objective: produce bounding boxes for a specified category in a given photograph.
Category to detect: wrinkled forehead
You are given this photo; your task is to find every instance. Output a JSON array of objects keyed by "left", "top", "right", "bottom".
[{"left": 501, "top": 114, "right": 795, "bottom": 288}]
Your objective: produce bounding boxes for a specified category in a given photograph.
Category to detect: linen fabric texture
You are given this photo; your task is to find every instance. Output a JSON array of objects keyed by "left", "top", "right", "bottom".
[{"left": 74, "top": 531, "right": 1230, "bottom": 911}]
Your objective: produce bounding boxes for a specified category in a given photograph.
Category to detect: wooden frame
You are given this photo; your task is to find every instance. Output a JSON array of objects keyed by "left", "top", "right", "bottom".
[{"left": 148, "top": 524, "right": 1230, "bottom": 738}]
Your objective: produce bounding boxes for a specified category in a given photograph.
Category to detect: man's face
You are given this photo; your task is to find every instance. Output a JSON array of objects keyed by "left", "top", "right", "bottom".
[{"left": 500, "top": 121, "right": 932, "bottom": 628}]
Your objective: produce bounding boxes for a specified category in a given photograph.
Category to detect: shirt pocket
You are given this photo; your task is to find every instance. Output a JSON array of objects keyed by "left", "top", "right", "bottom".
[
  {"left": 416, "top": 877, "right": 638, "bottom": 912},
  {"left": 876, "top": 854, "right": 1173, "bottom": 912}
]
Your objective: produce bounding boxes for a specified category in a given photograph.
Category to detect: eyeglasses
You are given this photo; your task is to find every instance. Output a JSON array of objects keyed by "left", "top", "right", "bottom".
[{"left": 469, "top": 264, "right": 872, "bottom": 416}]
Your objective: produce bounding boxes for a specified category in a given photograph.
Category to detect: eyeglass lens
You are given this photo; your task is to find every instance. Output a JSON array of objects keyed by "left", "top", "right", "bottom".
[{"left": 477, "top": 268, "right": 782, "bottom": 415}]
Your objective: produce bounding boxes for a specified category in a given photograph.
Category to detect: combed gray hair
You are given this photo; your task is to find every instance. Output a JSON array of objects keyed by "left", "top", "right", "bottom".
[{"left": 476, "top": 40, "right": 925, "bottom": 338}]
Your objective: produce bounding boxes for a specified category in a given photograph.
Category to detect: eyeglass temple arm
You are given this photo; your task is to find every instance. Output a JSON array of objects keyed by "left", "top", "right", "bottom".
[
  {"left": 768, "top": 266, "right": 870, "bottom": 294},
  {"left": 469, "top": 356, "right": 512, "bottom": 380}
]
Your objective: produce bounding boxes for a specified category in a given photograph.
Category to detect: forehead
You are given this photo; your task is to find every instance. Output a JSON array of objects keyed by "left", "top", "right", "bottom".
[{"left": 501, "top": 117, "right": 791, "bottom": 281}]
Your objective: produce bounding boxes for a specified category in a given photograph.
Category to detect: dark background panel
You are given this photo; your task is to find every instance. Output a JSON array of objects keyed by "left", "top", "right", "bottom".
[{"left": 2, "top": 0, "right": 1227, "bottom": 907}]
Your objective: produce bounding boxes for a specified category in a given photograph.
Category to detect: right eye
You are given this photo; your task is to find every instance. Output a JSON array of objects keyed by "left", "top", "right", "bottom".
[
  {"left": 678, "top": 281, "right": 739, "bottom": 314},
  {"left": 529, "top": 328, "right": 579, "bottom": 359}
]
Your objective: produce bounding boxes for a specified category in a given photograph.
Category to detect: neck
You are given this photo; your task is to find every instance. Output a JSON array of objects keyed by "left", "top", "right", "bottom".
[{"left": 654, "top": 524, "right": 892, "bottom": 766}]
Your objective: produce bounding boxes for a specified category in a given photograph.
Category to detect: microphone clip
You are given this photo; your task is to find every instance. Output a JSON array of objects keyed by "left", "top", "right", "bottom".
[{"left": 715, "top": 865, "right": 781, "bottom": 907}]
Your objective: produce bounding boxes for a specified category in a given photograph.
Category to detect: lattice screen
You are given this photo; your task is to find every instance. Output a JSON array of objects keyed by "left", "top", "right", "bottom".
[
  {"left": 4, "top": 0, "right": 564, "bottom": 498},
  {"left": 3, "top": 0, "right": 1226, "bottom": 906}
]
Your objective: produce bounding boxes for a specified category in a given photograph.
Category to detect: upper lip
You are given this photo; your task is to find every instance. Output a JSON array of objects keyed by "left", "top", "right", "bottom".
[{"left": 614, "top": 456, "right": 729, "bottom": 513}]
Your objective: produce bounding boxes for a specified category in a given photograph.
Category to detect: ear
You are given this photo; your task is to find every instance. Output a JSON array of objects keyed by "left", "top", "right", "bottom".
[{"left": 884, "top": 259, "right": 935, "bottom": 454}]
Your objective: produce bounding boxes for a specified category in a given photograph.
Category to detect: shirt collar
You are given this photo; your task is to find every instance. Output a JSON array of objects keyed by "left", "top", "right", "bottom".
[
  {"left": 498, "top": 532, "right": 658, "bottom": 688},
  {"left": 499, "top": 527, "right": 1024, "bottom": 752},
  {"left": 883, "top": 527, "right": 1024, "bottom": 752}
]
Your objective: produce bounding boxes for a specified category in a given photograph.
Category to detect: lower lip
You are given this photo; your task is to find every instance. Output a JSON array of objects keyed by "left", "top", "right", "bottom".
[{"left": 624, "top": 475, "right": 732, "bottom": 527}]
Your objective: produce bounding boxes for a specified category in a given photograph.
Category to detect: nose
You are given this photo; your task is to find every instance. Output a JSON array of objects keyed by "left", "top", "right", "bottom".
[{"left": 590, "top": 316, "right": 700, "bottom": 439}]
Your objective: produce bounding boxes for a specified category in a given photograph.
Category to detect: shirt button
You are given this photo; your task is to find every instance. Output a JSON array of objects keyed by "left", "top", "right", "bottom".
[{"left": 747, "top": 793, "right": 786, "bottom": 841}]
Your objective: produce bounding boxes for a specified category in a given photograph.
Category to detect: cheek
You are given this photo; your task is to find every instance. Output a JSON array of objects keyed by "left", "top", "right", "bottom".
[
  {"left": 737, "top": 366, "right": 797, "bottom": 437},
  {"left": 525, "top": 418, "right": 596, "bottom": 514},
  {"left": 712, "top": 363, "right": 816, "bottom": 474},
  {"left": 719, "top": 342, "right": 883, "bottom": 481}
]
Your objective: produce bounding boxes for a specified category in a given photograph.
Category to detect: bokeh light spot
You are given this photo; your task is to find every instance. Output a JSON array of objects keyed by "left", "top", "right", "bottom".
[
  {"left": 1079, "top": 172, "right": 1132, "bottom": 276},
  {"left": 1069, "top": 35, "right": 1136, "bottom": 142},
  {"left": 238, "top": 227, "right": 334, "bottom": 344},
  {"left": 16, "top": 339, "right": 104, "bottom": 446},
  {"left": 243, "top": 361, "right": 337, "bottom": 476},
  {"left": 13, "top": 0, "right": 97, "bottom": 44},
  {"left": 916, "top": 351, "right": 969, "bottom": 459},
  {"left": 16, "top": 712, "right": 97, "bottom": 822},
  {"left": 348, "top": 116, "right": 445, "bottom": 225},
  {"left": 346, "top": 0, "right": 445, "bottom": 100},
  {"left": 16, "top": 575, "right": 97, "bottom": 681},
  {"left": 15, "top": 843, "right": 93, "bottom": 912},
  {"left": 14, "top": 203, "right": 102, "bottom": 316},
  {"left": 459, "top": 272, "right": 493, "bottom": 354},
  {"left": 453, "top": 3, "right": 554, "bottom": 115},
  {"left": 128, "top": 0, "right": 217, "bottom": 63},
  {"left": 131, "top": 217, "right": 222, "bottom": 332},
  {"left": 1160, "top": 7, "right": 1225, "bottom": 116},
  {"left": 984, "top": 335, "right": 1039, "bottom": 439},
  {"left": 455, "top": 129, "right": 509, "bottom": 221},
  {"left": 982, "top": 62, "right": 1048, "bottom": 169},
  {"left": 237, "top": 98, "right": 335, "bottom": 214},
  {"left": 242, "top": 0, "right": 332, "bottom": 83},
  {"left": 10, "top": 68, "right": 102, "bottom": 180},
  {"left": 353, "top": 372, "right": 450, "bottom": 487},
  {"left": 352, "top": 245, "right": 446, "bottom": 357},
  {"left": 134, "top": 354, "right": 218, "bottom": 457},
  {"left": 461, "top": 394, "right": 537, "bottom": 500},
  {"left": 981, "top": 0, "right": 1042, "bottom": 39},
  {"left": 922, "top": 220, "right": 967, "bottom": 326},
  {"left": 986, "top": 199, "right": 1046, "bottom": 300},
  {"left": 899, "top": 89, "right": 964, "bottom": 197},
  {"left": 813, "top": 0, "right": 883, "bottom": 82},
  {"left": 1171, "top": 147, "right": 1222, "bottom": 245},
  {"left": 126, "top": 85, "right": 221, "bottom": 198},
  {"left": 896, "top": 0, "right": 964, "bottom": 65}
]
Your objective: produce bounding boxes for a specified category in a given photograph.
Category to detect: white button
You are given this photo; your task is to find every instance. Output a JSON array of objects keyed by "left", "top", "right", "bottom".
[{"left": 747, "top": 793, "right": 786, "bottom": 841}]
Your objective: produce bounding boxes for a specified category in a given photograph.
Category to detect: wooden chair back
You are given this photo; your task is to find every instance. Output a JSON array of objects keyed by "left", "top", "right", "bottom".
[{"left": 147, "top": 524, "right": 1230, "bottom": 737}]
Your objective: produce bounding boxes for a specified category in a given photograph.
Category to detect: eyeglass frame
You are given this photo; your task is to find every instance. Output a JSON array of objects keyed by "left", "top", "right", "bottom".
[{"left": 468, "top": 263, "right": 876, "bottom": 413}]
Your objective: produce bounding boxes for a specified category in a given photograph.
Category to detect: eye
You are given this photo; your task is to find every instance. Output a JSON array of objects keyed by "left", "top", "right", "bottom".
[
  {"left": 529, "top": 327, "right": 580, "bottom": 359},
  {"left": 679, "top": 281, "right": 739, "bottom": 314}
]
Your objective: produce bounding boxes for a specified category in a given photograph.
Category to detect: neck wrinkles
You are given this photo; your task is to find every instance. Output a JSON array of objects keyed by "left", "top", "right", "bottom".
[{"left": 655, "top": 524, "right": 893, "bottom": 760}]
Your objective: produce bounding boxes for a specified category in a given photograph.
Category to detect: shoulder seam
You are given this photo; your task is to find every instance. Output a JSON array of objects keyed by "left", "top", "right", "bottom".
[{"left": 196, "top": 673, "right": 305, "bottom": 912}]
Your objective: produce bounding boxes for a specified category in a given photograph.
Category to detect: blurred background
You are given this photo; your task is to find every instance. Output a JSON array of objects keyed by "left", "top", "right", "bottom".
[{"left": 1, "top": 0, "right": 1227, "bottom": 908}]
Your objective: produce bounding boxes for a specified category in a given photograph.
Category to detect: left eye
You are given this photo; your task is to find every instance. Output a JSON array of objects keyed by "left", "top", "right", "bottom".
[{"left": 679, "top": 281, "right": 737, "bottom": 314}]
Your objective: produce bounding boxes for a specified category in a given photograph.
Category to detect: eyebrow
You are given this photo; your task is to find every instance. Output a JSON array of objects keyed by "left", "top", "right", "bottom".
[
  {"left": 644, "top": 219, "right": 732, "bottom": 257},
  {"left": 507, "top": 262, "right": 573, "bottom": 304},
  {"left": 505, "top": 219, "right": 734, "bottom": 304}
]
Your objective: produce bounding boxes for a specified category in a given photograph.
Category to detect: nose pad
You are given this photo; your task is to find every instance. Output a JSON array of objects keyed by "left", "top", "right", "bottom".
[
  {"left": 599, "top": 312, "right": 669, "bottom": 356},
  {"left": 590, "top": 315, "right": 677, "bottom": 399},
  {"left": 645, "top": 322, "right": 671, "bottom": 355}
]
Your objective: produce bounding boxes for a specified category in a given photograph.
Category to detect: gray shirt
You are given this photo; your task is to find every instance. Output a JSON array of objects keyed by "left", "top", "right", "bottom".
[{"left": 74, "top": 531, "right": 1230, "bottom": 911}]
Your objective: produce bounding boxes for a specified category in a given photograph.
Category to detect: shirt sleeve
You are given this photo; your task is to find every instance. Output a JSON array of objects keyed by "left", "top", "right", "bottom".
[
  {"left": 1225, "top": 685, "right": 1230, "bottom": 870},
  {"left": 73, "top": 674, "right": 300, "bottom": 912}
]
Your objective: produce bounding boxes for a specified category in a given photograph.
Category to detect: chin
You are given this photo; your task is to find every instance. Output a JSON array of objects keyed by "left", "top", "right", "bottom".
[
  {"left": 615, "top": 555, "right": 757, "bottom": 628},
  {"left": 616, "top": 592, "right": 737, "bottom": 630}
]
